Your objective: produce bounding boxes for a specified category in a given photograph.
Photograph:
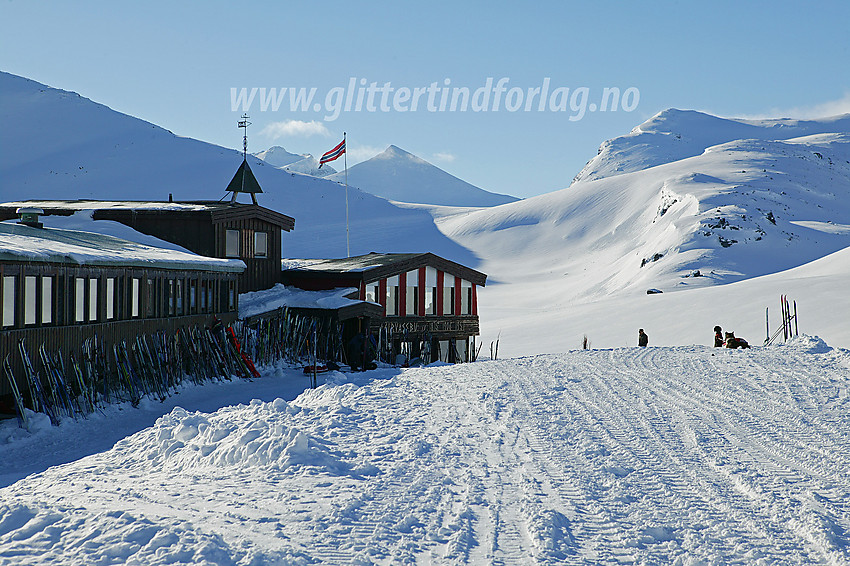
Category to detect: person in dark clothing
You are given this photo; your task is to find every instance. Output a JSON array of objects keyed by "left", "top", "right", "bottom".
[
  {"left": 348, "top": 330, "right": 377, "bottom": 371},
  {"left": 714, "top": 326, "right": 724, "bottom": 347},
  {"left": 638, "top": 329, "right": 648, "bottom": 347},
  {"left": 211, "top": 316, "right": 225, "bottom": 345}
]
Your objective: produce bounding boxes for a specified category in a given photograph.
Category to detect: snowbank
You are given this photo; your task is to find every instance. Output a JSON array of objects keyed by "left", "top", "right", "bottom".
[{"left": 238, "top": 284, "right": 363, "bottom": 320}]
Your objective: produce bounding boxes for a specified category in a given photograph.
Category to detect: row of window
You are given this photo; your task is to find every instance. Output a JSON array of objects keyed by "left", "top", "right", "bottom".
[
  {"left": 364, "top": 270, "right": 475, "bottom": 317},
  {"left": 1, "top": 273, "right": 237, "bottom": 329},
  {"left": 225, "top": 229, "right": 268, "bottom": 259}
]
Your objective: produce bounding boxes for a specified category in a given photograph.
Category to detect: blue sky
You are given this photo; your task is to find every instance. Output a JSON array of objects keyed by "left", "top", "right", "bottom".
[{"left": 2, "top": 0, "right": 849, "bottom": 198}]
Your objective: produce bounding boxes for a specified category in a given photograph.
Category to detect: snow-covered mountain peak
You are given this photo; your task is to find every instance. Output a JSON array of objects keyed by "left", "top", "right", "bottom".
[
  {"left": 576, "top": 108, "right": 850, "bottom": 184},
  {"left": 439, "top": 109, "right": 850, "bottom": 314},
  {"left": 253, "top": 146, "right": 336, "bottom": 177},
  {"left": 253, "top": 146, "right": 304, "bottom": 167},
  {"left": 327, "top": 145, "right": 518, "bottom": 207},
  {"left": 376, "top": 145, "right": 427, "bottom": 164}
]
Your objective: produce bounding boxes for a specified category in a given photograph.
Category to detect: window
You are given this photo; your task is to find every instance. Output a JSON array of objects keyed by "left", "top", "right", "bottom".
[
  {"left": 2, "top": 276, "right": 15, "bottom": 327},
  {"left": 176, "top": 279, "right": 184, "bottom": 314},
  {"left": 365, "top": 283, "right": 380, "bottom": 303},
  {"left": 228, "top": 282, "right": 236, "bottom": 311},
  {"left": 106, "top": 278, "right": 115, "bottom": 320},
  {"left": 461, "top": 283, "right": 472, "bottom": 315},
  {"left": 167, "top": 280, "right": 174, "bottom": 315},
  {"left": 424, "top": 287, "right": 436, "bottom": 315},
  {"left": 254, "top": 231, "right": 268, "bottom": 258},
  {"left": 424, "top": 267, "right": 437, "bottom": 315},
  {"left": 55, "top": 276, "right": 65, "bottom": 326},
  {"left": 456, "top": 338, "right": 468, "bottom": 362},
  {"left": 225, "top": 229, "right": 240, "bottom": 258},
  {"left": 42, "top": 277, "right": 52, "bottom": 324},
  {"left": 24, "top": 276, "right": 37, "bottom": 325},
  {"left": 190, "top": 280, "right": 197, "bottom": 312},
  {"left": 75, "top": 278, "right": 86, "bottom": 322},
  {"left": 406, "top": 270, "right": 419, "bottom": 316},
  {"left": 131, "top": 278, "right": 140, "bottom": 318},
  {"left": 146, "top": 279, "right": 157, "bottom": 318},
  {"left": 443, "top": 278, "right": 455, "bottom": 315},
  {"left": 89, "top": 278, "right": 98, "bottom": 321},
  {"left": 439, "top": 340, "right": 450, "bottom": 363},
  {"left": 385, "top": 276, "right": 398, "bottom": 316}
]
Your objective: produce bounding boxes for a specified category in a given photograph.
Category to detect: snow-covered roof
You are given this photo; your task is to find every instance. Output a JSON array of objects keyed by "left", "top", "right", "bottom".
[
  {"left": 282, "top": 253, "right": 423, "bottom": 273},
  {"left": 282, "top": 252, "right": 487, "bottom": 286},
  {"left": 0, "top": 200, "right": 213, "bottom": 212},
  {"left": 238, "top": 284, "right": 377, "bottom": 320},
  {"left": 0, "top": 223, "right": 245, "bottom": 272},
  {"left": 0, "top": 199, "right": 296, "bottom": 232}
]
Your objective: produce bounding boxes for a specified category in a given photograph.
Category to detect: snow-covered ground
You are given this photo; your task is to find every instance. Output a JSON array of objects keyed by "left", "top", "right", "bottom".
[{"left": 2, "top": 336, "right": 849, "bottom": 564}]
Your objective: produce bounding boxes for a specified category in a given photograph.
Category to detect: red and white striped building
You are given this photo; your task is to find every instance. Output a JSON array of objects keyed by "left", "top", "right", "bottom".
[{"left": 282, "top": 253, "right": 486, "bottom": 363}]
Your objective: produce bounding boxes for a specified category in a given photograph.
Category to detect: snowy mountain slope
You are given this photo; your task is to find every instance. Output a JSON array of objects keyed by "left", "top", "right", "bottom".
[
  {"left": 327, "top": 145, "right": 520, "bottom": 207},
  {"left": 1, "top": 338, "right": 848, "bottom": 564},
  {"left": 436, "top": 117, "right": 850, "bottom": 307},
  {"left": 255, "top": 145, "right": 336, "bottom": 177},
  {"left": 573, "top": 108, "right": 850, "bottom": 184},
  {"left": 421, "top": 111, "right": 850, "bottom": 352},
  {"left": 0, "top": 72, "right": 476, "bottom": 265}
]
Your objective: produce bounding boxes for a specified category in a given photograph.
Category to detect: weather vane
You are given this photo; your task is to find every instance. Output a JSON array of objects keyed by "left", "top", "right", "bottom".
[{"left": 238, "top": 113, "right": 251, "bottom": 160}]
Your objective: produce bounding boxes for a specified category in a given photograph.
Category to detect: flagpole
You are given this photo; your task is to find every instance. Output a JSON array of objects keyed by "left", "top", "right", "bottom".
[{"left": 344, "top": 131, "right": 350, "bottom": 258}]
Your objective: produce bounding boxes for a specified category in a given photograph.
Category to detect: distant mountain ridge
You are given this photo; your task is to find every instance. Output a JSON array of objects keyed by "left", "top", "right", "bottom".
[
  {"left": 439, "top": 108, "right": 850, "bottom": 308},
  {"left": 573, "top": 108, "right": 850, "bottom": 184},
  {"left": 254, "top": 146, "right": 336, "bottom": 177},
  {"left": 0, "top": 71, "right": 477, "bottom": 265},
  {"left": 327, "top": 145, "right": 519, "bottom": 207}
]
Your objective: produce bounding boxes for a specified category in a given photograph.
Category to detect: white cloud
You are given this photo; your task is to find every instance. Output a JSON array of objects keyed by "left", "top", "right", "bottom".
[
  {"left": 259, "top": 120, "right": 330, "bottom": 140},
  {"left": 432, "top": 152, "right": 456, "bottom": 163},
  {"left": 792, "top": 93, "right": 850, "bottom": 118},
  {"left": 740, "top": 92, "right": 850, "bottom": 120}
]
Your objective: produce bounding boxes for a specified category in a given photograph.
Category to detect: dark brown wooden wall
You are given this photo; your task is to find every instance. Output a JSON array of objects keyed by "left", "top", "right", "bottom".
[
  {"left": 215, "top": 218, "right": 281, "bottom": 292},
  {"left": 1, "top": 261, "right": 239, "bottom": 397},
  {"left": 93, "top": 211, "right": 216, "bottom": 257}
]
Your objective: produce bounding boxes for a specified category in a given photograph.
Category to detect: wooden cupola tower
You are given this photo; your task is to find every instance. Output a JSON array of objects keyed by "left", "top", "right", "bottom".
[{"left": 226, "top": 113, "right": 263, "bottom": 205}]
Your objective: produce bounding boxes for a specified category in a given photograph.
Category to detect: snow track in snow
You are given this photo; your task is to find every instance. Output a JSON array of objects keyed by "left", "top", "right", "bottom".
[{"left": 1, "top": 337, "right": 849, "bottom": 565}]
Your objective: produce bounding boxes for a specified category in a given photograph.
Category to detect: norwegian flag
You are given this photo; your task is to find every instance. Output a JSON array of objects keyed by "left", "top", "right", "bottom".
[{"left": 319, "top": 138, "right": 346, "bottom": 168}]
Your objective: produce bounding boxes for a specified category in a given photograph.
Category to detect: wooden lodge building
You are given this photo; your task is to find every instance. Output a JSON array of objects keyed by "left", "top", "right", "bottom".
[
  {"left": 0, "top": 199, "right": 294, "bottom": 293},
  {"left": 0, "top": 215, "right": 244, "bottom": 402},
  {"left": 1, "top": 159, "right": 489, "bottom": 420},
  {"left": 282, "top": 253, "right": 487, "bottom": 363}
]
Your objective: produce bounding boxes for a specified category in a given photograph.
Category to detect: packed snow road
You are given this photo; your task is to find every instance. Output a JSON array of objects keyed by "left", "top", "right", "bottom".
[{"left": 1, "top": 336, "right": 849, "bottom": 565}]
